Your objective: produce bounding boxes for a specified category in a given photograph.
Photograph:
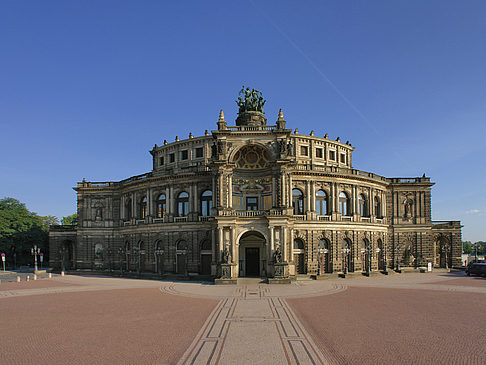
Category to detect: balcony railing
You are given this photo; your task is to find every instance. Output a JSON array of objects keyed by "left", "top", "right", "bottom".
[
  {"left": 318, "top": 215, "right": 331, "bottom": 221},
  {"left": 174, "top": 216, "right": 188, "bottom": 223},
  {"left": 341, "top": 216, "right": 353, "bottom": 222}
]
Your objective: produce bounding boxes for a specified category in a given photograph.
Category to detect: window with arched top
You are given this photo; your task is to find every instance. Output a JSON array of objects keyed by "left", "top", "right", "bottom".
[
  {"left": 292, "top": 189, "right": 304, "bottom": 215},
  {"left": 125, "top": 198, "right": 132, "bottom": 220},
  {"left": 375, "top": 197, "right": 382, "bottom": 218},
  {"left": 316, "top": 190, "right": 328, "bottom": 216},
  {"left": 201, "top": 190, "right": 213, "bottom": 216},
  {"left": 177, "top": 192, "right": 189, "bottom": 216},
  {"left": 318, "top": 239, "right": 329, "bottom": 251},
  {"left": 140, "top": 196, "right": 147, "bottom": 218},
  {"left": 177, "top": 240, "right": 187, "bottom": 251},
  {"left": 339, "top": 192, "right": 349, "bottom": 216},
  {"left": 358, "top": 194, "right": 368, "bottom": 217},
  {"left": 293, "top": 239, "right": 305, "bottom": 250},
  {"left": 201, "top": 240, "right": 211, "bottom": 251},
  {"left": 156, "top": 194, "right": 166, "bottom": 218}
]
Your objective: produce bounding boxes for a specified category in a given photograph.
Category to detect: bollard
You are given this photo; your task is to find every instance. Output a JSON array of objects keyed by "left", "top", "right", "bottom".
[
  {"left": 61, "top": 271, "right": 64, "bottom": 277},
  {"left": 27, "top": 275, "right": 30, "bottom": 281},
  {"left": 33, "top": 274, "right": 37, "bottom": 280},
  {"left": 48, "top": 273, "right": 52, "bottom": 279},
  {"left": 17, "top": 276, "right": 20, "bottom": 282}
]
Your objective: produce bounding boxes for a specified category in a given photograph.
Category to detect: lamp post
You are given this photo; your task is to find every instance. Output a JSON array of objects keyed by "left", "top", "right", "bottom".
[
  {"left": 395, "top": 243, "right": 401, "bottom": 272},
  {"left": 342, "top": 247, "right": 350, "bottom": 275},
  {"left": 317, "top": 247, "right": 327, "bottom": 276},
  {"left": 31, "top": 245, "right": 40, "bottom": 273},
  {"left": 59, "top": 246, "right": 67, "bottom": 272},
  {"left": 118, "top": 247, "right": 124, "bottom": 275},
  {"left": 106, "top": 247, "right": 112, "bottom": 272},
  {"left": 444, "top": 243, "right": 448, "bottom": 270},
  {"left": 154, "top": 248, "right": 164, "bottom": 275}
]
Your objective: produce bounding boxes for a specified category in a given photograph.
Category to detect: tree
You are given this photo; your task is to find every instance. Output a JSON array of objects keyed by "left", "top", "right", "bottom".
[
  {"left": 0, "top": 197, "right": 49, "bottom": 267},
  {"left": 61, "top": 214, "right": 78, "bottom": 226},
  {"left": 463, "top": 241, "right": 473, "bottom": 254},
  {"left": 40, "top": 215, "right": 59, "bottom": 231}
]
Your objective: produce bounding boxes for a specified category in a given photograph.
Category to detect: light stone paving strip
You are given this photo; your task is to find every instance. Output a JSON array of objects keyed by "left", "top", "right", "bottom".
[{"left": 176, "top": 285, "right": 328, "bottom": 365}]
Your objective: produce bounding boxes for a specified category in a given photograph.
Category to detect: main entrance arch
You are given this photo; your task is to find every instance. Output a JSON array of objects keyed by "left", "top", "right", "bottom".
[{"left": 238, "top": 231, "right": 266, "bottom": 277}]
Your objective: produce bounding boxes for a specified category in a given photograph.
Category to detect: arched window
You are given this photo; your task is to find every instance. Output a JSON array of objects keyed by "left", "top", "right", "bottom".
[
  {"left": 177, "top": 240, "right": 187, "bottom": 251},
  {"left": 125, "top": 198, "right": 132, "bottom": 220},
  {"left": 201, "top": 240, "right": 211, "bottom": 251},
  {"left": 177, "top": 192, "right": 189, "bottom": 216},
  {"left": 375, "top": 197, "right": 382, "bottom": 218},
  {"left": 201, "top": 190, "right": 213, "bottom": 216},
  {"left": 358, "top": 194, "right": 368, "bottom": 217},
  {"left": 316, "top": 190, "right": 328, "bottom": 216},
  {"left": 339, "top": 192, "right": 349, "bottom": 216},
  {"left": 140, "top": 196, "right": 147, "bottom": 218},
  {"left": 292, "top": 189, "right": 304, "bottom": 215},
  {"left": 156, "top": 194, "right": 166, "bottom": 218},
  {"left": 293, "top": 239, "right": 304, "bottom": 250}
]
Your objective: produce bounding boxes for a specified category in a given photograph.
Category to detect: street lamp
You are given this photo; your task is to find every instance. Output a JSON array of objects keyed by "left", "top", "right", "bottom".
[
  {"left": 395, "top": 243, "right": 401, "bottom": 272},
  {"left": 383, "top": 243, "right": 388, "bottom": 274},
  {"left": 154, "top": 248, "right": 164, "bottom": 275},
  {"left": 117, "top": 247, "right": 124, "bottom": 275},
  {"left": 317, "top": 247, "right": 327, "bottom": 276},
  {"left": 106, "top": 247, "right": 113, "bottom": 272},
  {"left": 31, "top": 245, "right": 40, "bottom": 273},
  {"left": 342, "top": 247, "right": 350, "bottom": 275}
]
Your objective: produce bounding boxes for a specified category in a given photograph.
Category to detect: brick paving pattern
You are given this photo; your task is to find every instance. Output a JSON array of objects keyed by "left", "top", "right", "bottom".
[
  {"left": 288, "top": 285, "right": 486, "bottom": 365},
  {"left": 0, "top": 285, "right": 217, "bottom": 365},
  {"left": 1, "top": 272, "right": 485, "bottom": 364}
]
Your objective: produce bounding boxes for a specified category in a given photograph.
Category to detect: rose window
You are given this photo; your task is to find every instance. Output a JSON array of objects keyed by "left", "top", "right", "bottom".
[{"left": 233, "top": 145, "right": 270, "bottom": 169}]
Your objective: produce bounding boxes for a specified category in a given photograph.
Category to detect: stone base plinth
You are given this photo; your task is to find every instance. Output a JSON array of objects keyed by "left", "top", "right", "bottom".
[
  {"left": 268, "top": 278, "right": 291, "bottom": 284},
  {"left": 273, "top": 262, "right": 289, "bottom": 279},
  {"left": 214, "top": 278, "right": 237, "bottom": 285}
]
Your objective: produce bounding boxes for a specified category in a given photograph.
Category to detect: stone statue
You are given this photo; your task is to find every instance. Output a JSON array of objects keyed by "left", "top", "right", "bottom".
[
  {"left": 223, "top": 247, "right": 231, "bottom": 263},
  {"left": 235, "top": 86, "right": 266, "bottom": 114},
  {"left": 274, "top": 247, "right": 282, "bottom": 263}
]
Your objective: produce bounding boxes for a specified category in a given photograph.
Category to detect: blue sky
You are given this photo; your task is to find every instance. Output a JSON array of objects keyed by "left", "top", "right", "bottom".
[{"left": 0, "top": 1, "right": 484, "bottom": 242}]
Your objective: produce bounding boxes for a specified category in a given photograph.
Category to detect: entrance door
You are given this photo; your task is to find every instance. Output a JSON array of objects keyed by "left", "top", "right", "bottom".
[
  {"left": 201, "top": 254, "right": 211, "bottom": 275},
  {"left": 177, "top": 254, "right": 186, "bottom": 275},
  {"left": 245, "top": 248, "right": 260, "bottom": 276},
  {"left": 294, "top": 253, "right": 305, "bottom": 274}
]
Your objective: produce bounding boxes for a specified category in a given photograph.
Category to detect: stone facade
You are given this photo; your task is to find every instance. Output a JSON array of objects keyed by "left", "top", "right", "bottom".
[{"left": 49, "top": 103, "right": 462, "bottom": 278}]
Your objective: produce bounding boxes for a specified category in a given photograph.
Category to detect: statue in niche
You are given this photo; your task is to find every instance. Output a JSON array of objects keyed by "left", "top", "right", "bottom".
[
  {"left": 273, "top": 246, "right": 282, "bottom": 263},
  {"left": 223, "top": 246, "right": 231, "bottom": 264},
  {"left": 95, "top": 207, "right": 102, "bottom": 221},
  {"left": 403, "top": 198, "right": 413, "bottom": 218},
  {"left": 286, "top": 141, "right": 293, "bottom": 156}
]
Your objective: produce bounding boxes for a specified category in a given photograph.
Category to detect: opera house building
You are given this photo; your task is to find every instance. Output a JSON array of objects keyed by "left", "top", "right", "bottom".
[{"left": 49, "top": 89, "right": 462, "bottom": 280}]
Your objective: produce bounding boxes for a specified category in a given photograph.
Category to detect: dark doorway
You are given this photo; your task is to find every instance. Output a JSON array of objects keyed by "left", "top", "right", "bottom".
[
  {"left": 177, "top": 254, "right": 186, "bottom": 275},
  {"left": 294, "top": 253, "right": 306, "bottom": 274},
  {"left": 201, "top": 254, "right": 211, "bottom": 275},
  {"left": 245, "top": 247, "right": 260, "bottom": 276}
]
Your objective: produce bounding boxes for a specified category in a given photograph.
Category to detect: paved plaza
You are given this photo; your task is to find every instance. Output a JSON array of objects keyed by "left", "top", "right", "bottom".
[{"left": 0, "top": 272, "right": 485, "bottom": 365}]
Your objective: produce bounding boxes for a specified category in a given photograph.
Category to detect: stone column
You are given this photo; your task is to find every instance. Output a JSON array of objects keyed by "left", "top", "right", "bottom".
[
  {"left": 212, "top": 175, "right": 217, "bottom": 213},
  {"left": 228, "top": 174, "right": 233, "bottom": 209},
  {"left": 218, "top": 227, "right": 224, "bottom": 262},
  {"left": 169, "top": 186, "right": 174, "bottom": 216},
  {"left": 131, "top": 193, "right": 135, "bottom": 219},
  {"left": 289, "top": 228, "right": 294, "bottom": 262},
  {"left": 305, "top": 180, "right": 310, "bottom": 213},
  {"left": 211, "top": 229, "right": 216, "bottom": 262},
  {"left": 121, "top": 195, "right": 125, "bottom": 220}
]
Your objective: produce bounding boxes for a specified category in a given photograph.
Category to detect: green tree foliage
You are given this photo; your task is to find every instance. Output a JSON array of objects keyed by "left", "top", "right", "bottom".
[
  {"left": 463, "top": 241, "right": 473, "bottom": 254},
  {"left": 40, "top": 215, "right": 59, "bottom": 231},
  {"left": 61, "top": 213, "right": 78, "bottom": 226},
  {"left": 0, "top": 197, "right": 50, "bottom": 267}
]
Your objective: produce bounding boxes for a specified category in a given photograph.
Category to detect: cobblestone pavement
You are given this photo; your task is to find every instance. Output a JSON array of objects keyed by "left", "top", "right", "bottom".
[{"left": 0, "top": 271, "right": 485, "bottom": 364}]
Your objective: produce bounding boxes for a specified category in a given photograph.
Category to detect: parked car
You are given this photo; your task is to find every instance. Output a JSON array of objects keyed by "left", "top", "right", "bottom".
[{"left": 465, "top": 263, "right": 486, "bottom": 277}]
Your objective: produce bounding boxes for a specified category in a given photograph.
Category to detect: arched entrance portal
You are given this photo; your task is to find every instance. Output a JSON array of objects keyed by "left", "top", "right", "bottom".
[{"left": 238, "top": 231, "right": 266, "bottom": 277}]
